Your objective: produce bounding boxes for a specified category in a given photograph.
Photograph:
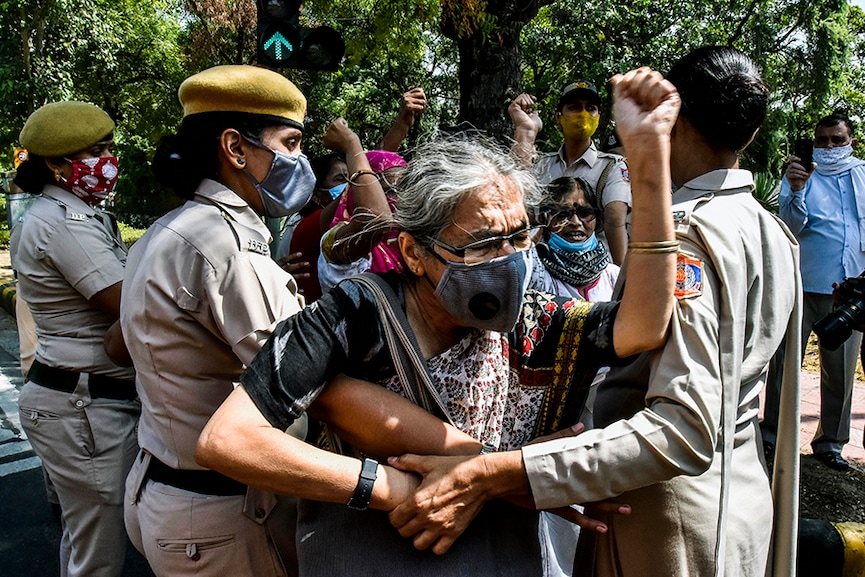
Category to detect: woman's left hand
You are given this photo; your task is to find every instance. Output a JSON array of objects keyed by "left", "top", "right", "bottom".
[
  {"left": 387, "top": 453, "right": 493, "bottom": 555},
  {"left": 610, "top": 67, "right": 680, "bottom": 149}
]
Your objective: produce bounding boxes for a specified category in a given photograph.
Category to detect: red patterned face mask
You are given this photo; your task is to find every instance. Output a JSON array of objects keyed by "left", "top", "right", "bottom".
[{"left": 59, "top": 156, "right": 120, "bottom": 205}]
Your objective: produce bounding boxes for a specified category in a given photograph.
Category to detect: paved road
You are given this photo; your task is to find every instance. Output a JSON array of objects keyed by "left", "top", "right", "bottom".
[{"left": 0, "top": 308, "right": 153, "bottom": 576}]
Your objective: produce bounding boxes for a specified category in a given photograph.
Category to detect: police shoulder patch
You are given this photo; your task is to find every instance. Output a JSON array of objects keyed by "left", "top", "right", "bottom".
[{"left": 675, "top": 253, "right": 703, "bottom": 299}]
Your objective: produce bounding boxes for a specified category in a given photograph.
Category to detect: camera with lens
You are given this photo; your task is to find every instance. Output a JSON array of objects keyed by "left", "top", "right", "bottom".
[{"left": 813, "top": 274, "right": 865, "bottom": 351}]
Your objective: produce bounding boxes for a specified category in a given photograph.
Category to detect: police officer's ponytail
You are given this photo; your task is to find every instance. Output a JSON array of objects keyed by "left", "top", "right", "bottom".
[
  {"left": 151, "top": 112, "right": 281, "bottom": 200},
  {"left": 666, "top": 46, "right": 768, "bottom": 153}
]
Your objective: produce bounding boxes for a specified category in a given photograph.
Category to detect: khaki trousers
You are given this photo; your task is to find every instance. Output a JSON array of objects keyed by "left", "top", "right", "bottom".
[
  {"left": 125, "top": 451, "right": 291, "bottom": 577},
  {"left": 18, "top": 380, "right": 140, "bottom": 577}
]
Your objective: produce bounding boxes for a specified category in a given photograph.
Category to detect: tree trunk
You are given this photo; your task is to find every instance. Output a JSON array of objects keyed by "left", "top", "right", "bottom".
[
  {"left": 455, "top": 25, "right": 523, "bottom": 141},
  {"left": 440, "top": 0, "right": 552, "bottom": 142}
]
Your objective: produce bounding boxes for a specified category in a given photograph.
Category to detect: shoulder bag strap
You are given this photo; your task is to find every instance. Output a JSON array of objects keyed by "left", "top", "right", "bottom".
[
  {"left": 353, "top": 274, "right": 454, "bottom": 425},
  {"left": 595, "top": 156, "right": 617, "bottom": 210}
]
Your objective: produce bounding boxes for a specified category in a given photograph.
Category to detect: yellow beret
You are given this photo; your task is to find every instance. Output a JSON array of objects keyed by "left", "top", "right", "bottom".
[
  {"left": 19, "top": 101, "right": 114, "bottom": 157},
  {"left": 179, "top": 65, "right": 306, "bottom": 128}
]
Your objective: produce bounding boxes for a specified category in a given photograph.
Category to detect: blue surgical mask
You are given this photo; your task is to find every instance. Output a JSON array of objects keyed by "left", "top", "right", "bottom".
[
  {"left": 243, "top": 137, "right": 316, "bottom": 218},
  {"left": 548, "top": 232, "right": 599, "bottom": 253},
  {"left": 433, "top": 250, "right": 532, "bottom": 332},
  {"left": 814, "top": 145, "right": 853, "bottom": 166},
  {"left": 328, "top": 182, "right": 348, "bottom": 200}
]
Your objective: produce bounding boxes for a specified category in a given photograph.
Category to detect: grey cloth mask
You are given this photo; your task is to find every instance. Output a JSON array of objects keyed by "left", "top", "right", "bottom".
[
  {"left": 433, "top": 250, "right": 533, "bottom": 332},
  {"left": 244, "top": 138, "right": 316, "bottom": 217}
]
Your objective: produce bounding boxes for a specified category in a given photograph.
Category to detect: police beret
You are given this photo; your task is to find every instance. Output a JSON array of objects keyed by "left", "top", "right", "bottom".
[
  {"left": 179, "top": 65, "right": 306, "bottom": 128},
  {"left": 19, "top": 101, "right": 114, "bottom": 157}
]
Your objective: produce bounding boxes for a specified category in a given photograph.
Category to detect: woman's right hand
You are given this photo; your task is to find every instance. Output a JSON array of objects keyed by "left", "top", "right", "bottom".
[
  {"left": 508, "top": 93, "right": 542, "bottom": 135},
  {"left": 610, "top": 67, "right": 680, "bottom": 151},
  {"left": 542, "top": 501, "right": 631, "bottom": 534},
  {"left": 322, "top": 118, "right": 361, "bottom": 155}
]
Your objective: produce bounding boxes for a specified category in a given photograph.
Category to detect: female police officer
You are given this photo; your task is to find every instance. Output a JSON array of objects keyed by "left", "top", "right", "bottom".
[
  {"left": 13, "top": 101, "right": 138, "bottom": 577},
  {"left": 117, "top": 65, "right": 393, "bottom": 577}
]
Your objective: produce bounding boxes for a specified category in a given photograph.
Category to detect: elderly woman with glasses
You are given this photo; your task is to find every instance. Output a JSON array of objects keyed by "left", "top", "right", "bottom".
[
  {"left": 529, "top": 176, "right": 621, "bottom": 302},
  {"left": 195, "top": 69, "right": 679, "bottom": 575}
]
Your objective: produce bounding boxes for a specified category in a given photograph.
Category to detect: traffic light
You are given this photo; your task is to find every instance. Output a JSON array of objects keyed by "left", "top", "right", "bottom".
[{"left": 256, "top": 0, "right": 345, "bottom": 71}]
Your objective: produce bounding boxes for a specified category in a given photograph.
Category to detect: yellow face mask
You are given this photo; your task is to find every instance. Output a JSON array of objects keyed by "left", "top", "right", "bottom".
[{"left": 558, "top": 111, "right": 600, "bottom": 141}]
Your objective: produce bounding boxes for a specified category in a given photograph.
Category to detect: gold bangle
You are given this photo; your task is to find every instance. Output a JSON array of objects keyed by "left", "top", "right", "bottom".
[
  {"left": 627, "top": 240, "right": 680, "bottom": 254},
  {"left": 348, "top": 169, "right": 377, "bottom": 183},
  {"left": 628, "top": 240, "right": 679, "bottom": 249}
]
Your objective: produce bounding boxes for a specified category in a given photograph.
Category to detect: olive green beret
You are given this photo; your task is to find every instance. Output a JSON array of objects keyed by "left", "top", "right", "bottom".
[
  {"left": 179, "top": 65, "right": 306, "bottom": 128},
  {"left": 19, "top": 101, "right": 114, "bottom": 157}
]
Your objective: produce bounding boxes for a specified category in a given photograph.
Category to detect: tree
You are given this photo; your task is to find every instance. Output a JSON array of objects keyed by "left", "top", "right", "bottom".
[
  {"left": 516, "top": 0, "right": 861, "bottom": 175},
  {"left": 4, "top": 0, "right": 864, "bottom": 217},
  {"left": 437, "top": 0, "right": 553, "bottom": 138},
  {"left": 0, "top": 0, "right": 191, "bottom": 217}
]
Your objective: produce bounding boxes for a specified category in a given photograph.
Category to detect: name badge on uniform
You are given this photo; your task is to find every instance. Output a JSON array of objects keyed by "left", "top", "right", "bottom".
[
  {"left": 68, "top": 212, "right": 88, "bottom": 221},
  {"left": 247, "top": 238, "right": 270, "bottom": 256},
  {"left": 675, "top": 254, "right": 703, "bottom": 299}
]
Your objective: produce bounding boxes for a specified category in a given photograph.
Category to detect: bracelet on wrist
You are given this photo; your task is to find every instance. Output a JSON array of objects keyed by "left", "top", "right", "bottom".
[
  {"left": 348, "top": 169, "right": 377, "bottom": 184},
  {"left": 347, "top": 457, "right": 378, "bottom": 511},
  {"left": 628, "top": 240, "right": 680, "bottom": 254}
]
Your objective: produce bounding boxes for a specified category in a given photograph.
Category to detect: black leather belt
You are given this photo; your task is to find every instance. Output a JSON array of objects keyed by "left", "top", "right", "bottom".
[
  {"left": 28, "top": 359, "right": 137, "bottom": 401},
  {"left": 146, "top": 457, "right": 247, "bottom": 496}
]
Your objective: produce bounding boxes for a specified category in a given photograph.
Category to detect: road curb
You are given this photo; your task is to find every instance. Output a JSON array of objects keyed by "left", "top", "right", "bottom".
[{"left": 0, "top": 281, "right": 15, "bottom": 319}]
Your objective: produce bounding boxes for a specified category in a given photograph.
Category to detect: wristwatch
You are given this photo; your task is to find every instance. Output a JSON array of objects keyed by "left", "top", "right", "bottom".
[{"left": 347, "top": 457, "right": 378, "bottom": 511}]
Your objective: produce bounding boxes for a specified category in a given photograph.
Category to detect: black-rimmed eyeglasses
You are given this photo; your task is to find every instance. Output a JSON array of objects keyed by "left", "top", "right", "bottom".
[{"left": 430, "top": 225, "right": 539, "bottom": 266}]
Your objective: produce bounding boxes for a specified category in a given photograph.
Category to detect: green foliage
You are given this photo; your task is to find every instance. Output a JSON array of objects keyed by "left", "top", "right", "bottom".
[
  {"left": 518, "top": 0, "right": 865, "bottom": 177},
  {"left": 2, "top": 0, "right": 865, "bottom": 216},
  {"left": 752, "top": 172, "right": 781, "bottom": 213},
  {"left": 0, "top": 0, "right": 189, "bottom": 220},
  {"left": 117, "top": 220, "right": 147, "bottom": 247}
]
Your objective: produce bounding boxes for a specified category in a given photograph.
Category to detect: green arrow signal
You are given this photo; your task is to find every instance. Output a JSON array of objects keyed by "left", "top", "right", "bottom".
[{"left": 264, "top": 32, "right": 294, "bottom": 61}]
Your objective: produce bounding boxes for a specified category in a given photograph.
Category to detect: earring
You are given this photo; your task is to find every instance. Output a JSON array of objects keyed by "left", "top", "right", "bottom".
[
  {"left": 237, "top": 158, "right": 245, "bottom": 167},
  {"left": 54, "top": 170, "right": 61, "bottom": 182}
]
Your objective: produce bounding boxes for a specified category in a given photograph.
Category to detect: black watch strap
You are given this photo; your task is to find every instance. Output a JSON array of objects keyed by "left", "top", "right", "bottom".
[{"left": 347, "top": 457, "right": 378, "bottom": 511}]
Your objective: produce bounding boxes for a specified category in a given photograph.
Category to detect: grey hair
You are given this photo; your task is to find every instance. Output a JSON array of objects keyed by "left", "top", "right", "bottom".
[{"left": 393, "top": 137, "right": 541, "bottom": 245}]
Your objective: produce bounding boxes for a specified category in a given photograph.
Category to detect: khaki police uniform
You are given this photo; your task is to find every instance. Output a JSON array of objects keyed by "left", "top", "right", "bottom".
[
  {"left": 121, "top": 179, "right": 303, "bottom": 577},
  {"left": 533, "top": 142, "right": 630, "bottom": 255},
  {"left": 521, "top": 170, "right": 801, "bottom": 577},
  {"left": 533, "top": 142, "right": 630, "bottom": 199},
  {"left": 13, "top": 184, "right": 139, "bottom": 577}
]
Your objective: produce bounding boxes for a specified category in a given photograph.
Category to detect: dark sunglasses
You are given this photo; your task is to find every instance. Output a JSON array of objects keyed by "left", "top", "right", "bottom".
[{"left": 549, "top": 206, "right": 600, "bottom": 224}]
